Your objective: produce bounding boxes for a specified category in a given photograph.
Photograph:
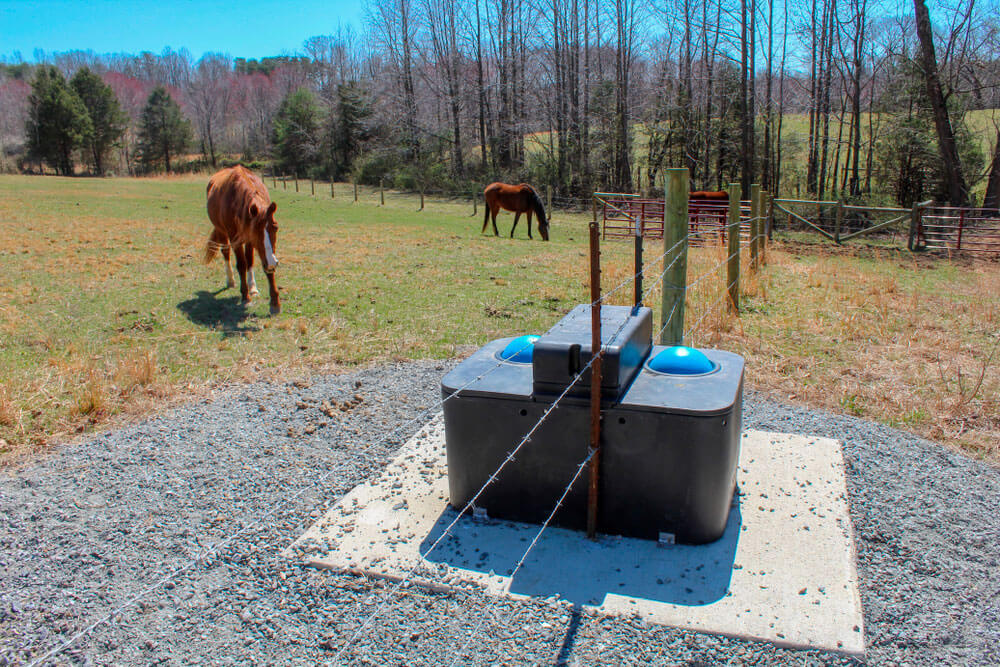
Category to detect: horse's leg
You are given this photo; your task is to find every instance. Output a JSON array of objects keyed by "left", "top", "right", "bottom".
[
  {"left": 244, "top": 243, "right": 259, "bottom": 296},
  {"left": 510, "top": 212, "right": 521, "bottom": 238},
  {"left": 526, "top": 210, "right": 534, "bottom": 240},
  {"left": 491, "top": 206, "right": 500, "bottom": 236},
  {"left": 235, "top": 245, "right": 250, "bottom": 305},
  {"left": 482, "top": 203, "right": 491, "bottom": 234},
  {"left": 264, "top": 270, "right": 281, "bottom": 315},
  {"left": 221, "top": 245, "right": 235, "bottom": 288},
  {"left": 208, "top": 228, "right": 235, "bottom": 287}
]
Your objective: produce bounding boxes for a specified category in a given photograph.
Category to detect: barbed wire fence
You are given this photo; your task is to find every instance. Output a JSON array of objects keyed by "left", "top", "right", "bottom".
[
  {"left": 27, "top": 174, "right": 771, "bottom": 666},
  {"left": 328, "top": 183, "right": 772, "bottom": 662}
]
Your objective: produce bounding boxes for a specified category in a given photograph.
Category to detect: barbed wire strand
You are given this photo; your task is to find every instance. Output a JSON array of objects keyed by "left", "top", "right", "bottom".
[
  {"left": 446, "top": 449, "right": 595, "bottom": 667},
  {"left": 24, "top": 331, "right": 573, "bottom": 667},
  {"left": 337, "top": 297, "right": 655, "bottom": 661},
  {"left": 329, "top": 347, "right": 604, "bottom": 663}
]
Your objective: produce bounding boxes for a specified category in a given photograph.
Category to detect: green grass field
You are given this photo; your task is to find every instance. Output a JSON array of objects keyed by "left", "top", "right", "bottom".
[{"left": 0, "top": 174, "right": 997, "bottom": 462}]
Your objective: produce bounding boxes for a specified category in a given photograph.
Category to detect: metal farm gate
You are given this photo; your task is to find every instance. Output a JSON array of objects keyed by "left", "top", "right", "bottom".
[
  {"left": 911, "top": 207, "right": 1000, "bottom": 256},
  {"left": 594, "top": 193, "right": 753, "bottom": 247}
]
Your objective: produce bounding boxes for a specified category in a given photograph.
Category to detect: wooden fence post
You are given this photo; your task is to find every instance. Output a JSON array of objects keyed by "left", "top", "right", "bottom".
[
  {"left": 750, "top": 183, "right": 761, "bottom": 272},
  {"left": 310, "top": 177, "right": 315, "bottom": 195},
  {"left": 834, "top": 199, "right": 844, "bottom": 244},
  {"left": 272, "top": 173, "right": 276, "bottom": 188},
  {"left": 353, "top": 178, "right": 358, "bottom": 202},
  {"left": 908, "top": 202, "right": 921, "bottom": 250},
  {"left": 282, "top": 174, "right": 286, "bottom": 190},
  {"left": 419, "top": 189, "right": 425, "bottom": 211},
  {"left": 330, "top": 180, "right": 335, "bottom": 198},
  {"left": 767, "top": 191, "right": 774, "bottom": 240},
  {"left": 546, "top": 185, "right": 552, "bottom": 213},
  {"left": 760, "top": 190, "right": 769, "bottom": 265},
  {"left": 472, "top": 192, "right": 477, "bottom": 216},
  {"left": 380, "top": 178, "right": 385, "bottom": 205},
  {"left": 294, "top": 174, "right": 299, "bottom": 193},
  {"left": 660, "top": 168, "right": 689, "bottom": 345},
  {"left": 727, "top": 182, "right": 741, "bottom": 314}
]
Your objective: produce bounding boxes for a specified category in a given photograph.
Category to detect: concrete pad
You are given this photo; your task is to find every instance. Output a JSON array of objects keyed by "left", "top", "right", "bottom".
[{"left": 289, "top": 417, "right": 865, "bottom": 657}]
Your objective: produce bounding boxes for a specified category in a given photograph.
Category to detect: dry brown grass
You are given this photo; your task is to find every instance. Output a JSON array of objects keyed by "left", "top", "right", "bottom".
[
  {"left": 704, "top": 243, "right": 1000, "bottom": 461},
  {"left": 0, "top": 385, "right": 19, "bottom": 430},
  {"left": 115, "top": 349, "right": 159, "bottom": 394}
]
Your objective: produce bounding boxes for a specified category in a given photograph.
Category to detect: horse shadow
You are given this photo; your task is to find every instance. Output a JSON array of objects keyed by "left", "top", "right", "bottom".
[
  {"left": 417, "top": 500, "right": 742, "bottom": 609},
  {"left": 176, "top": 289, "right": 261, "bottom": 336}
]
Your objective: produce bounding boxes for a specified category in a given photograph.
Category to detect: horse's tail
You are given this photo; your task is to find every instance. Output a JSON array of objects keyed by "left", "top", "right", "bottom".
[{"left": 204, "top": 242, "right": 218, "bottom": 265}]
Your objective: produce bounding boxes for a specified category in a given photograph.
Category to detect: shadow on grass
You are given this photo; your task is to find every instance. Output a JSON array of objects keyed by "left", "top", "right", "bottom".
[{"left": 176, "top": 289, "right": 261, "bottom": 336}]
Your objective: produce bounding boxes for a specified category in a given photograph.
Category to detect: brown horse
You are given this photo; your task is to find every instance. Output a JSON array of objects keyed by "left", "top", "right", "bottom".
[
  {"left": 482, "top": 182, "right": 549, "bottom": 241},
  {"left": 204, "top": 165, "right": 281, "bottom": 314},
  {"left": 689, "top": 190, "right": 729, "bottom": 200}
]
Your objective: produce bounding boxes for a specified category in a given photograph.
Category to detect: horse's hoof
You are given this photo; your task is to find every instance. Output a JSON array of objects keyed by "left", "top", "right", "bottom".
[
  {"left": 269, "top": 305, "right": 281, "bottom": 316},
  {"left": 249, "top": 286, "right": 260, "bottom": 297}
]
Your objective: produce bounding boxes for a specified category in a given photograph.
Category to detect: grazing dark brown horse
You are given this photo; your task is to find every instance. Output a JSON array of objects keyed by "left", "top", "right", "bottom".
[
  {"left": 204, "top": 165, "right": 281, "bottom": 314},
  {"left": 482, "top": 182, "right": 549, "bottom": 241},
  {"left": 689, "top": 190, "right": 730, "bottom": 201}
]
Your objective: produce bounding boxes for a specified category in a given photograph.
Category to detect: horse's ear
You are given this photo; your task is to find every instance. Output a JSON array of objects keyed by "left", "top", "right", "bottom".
[
  {"left": 249, "top": 203, "right": 259, "bottom": 219},
  {"left": 267, "top": 202, "right": 277, "bottom": 217}
]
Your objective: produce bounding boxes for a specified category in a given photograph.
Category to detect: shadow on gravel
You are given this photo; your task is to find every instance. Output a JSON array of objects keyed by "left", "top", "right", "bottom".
[
  {"left": 176, "top": 289, "right": 261, "bottom": 335},
  {"left": 419, "top": 502, "right": 741, "bottom": 608}
]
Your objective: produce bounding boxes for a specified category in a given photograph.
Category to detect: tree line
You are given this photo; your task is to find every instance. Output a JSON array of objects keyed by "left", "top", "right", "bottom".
[{"left": 1, "top": 0, "right": 999, "bottom": 206}]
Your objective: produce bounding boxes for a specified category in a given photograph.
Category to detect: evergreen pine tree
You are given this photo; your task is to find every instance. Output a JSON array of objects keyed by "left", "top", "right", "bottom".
[
  {"left": 137, "top": 86, "right": 192, "bottom": 173},
  {"left": 25, "top": 66, "right": 92, "bottom": 175},
  {"left": 271, "top": 87, "right": 321, "bottom": 176},
  {"left": 70, "top": 67, "right": 127, "bottom": 175},
  {"left": 333, "top": 82, "right": 370, "bottom": 176}
]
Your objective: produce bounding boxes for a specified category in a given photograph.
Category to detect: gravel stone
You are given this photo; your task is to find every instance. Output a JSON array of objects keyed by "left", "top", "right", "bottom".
[{"left": 1, "top": 362, "right": 997, "bottom": 665}]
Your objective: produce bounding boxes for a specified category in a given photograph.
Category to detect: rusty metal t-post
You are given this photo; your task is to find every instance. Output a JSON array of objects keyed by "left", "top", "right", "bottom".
[
  {"left": 633, "top": 203, "right": 644, "bottom": 313},
  {"left": 587, "top": 221, "right": 603, "bottom": 540}
]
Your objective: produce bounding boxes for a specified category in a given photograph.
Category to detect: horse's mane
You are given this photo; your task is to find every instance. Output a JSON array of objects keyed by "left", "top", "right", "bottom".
[{"left": 526, "top": 185, "right": 548, "bottom": 228}]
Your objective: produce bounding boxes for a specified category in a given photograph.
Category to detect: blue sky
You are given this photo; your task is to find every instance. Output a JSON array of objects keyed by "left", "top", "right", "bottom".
[{"left": 0, "top": 0, "right": 365, "bottom": 61}]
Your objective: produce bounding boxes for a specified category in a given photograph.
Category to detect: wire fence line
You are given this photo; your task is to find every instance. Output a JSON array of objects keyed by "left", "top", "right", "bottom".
[
  {"left": 24, "top": 225, "right": 681, "bottom": 665},
  {"left": 267, "top": 175, "right": 594, "bottom": 213},
  {"left": 329, "top": 344, "right": 606, "bottom": 662},
  {"left": 28, "top": 206, "right": 771, "bottom": 664}
]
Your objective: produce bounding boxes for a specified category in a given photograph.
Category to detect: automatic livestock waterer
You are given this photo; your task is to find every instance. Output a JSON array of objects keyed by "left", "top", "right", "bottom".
[{"left": 441, "top": 305, "right": 744, "bottom": 544}]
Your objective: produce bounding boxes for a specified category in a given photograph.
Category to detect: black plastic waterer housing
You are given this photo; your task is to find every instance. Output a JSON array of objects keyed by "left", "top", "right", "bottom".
[{"left": 440, "top": 305, "right": 744, "bottom": 544}]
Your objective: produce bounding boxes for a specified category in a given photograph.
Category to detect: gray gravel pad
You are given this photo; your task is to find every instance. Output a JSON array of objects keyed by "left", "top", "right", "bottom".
[{"left": 1, "top": 360, "right": 997, "bottom": 665}]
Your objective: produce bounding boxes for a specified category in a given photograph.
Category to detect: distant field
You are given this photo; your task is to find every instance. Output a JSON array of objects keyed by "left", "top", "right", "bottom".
[
  {"left": 0, "top": 174, "right": 996, "bottom": 462},
  {"left": 526, "top": 109, "right": 1000, "bottom": 199}
]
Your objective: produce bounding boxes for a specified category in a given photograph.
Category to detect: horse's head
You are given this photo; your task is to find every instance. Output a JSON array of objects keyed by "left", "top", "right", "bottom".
[
  {"left": 249, "top": 201, "right": 279, "bottom": 273},
  {"left": 528, "top": 186, "right": 550, "bottom": 241}
]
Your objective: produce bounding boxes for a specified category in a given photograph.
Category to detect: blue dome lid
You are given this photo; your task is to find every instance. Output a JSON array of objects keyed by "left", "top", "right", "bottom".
[
  {"left": 649, "top": 346, "right": 716, "bottom": 375},
  {"left": 499, "top": 335, "right": 541, "bottom": 363}
]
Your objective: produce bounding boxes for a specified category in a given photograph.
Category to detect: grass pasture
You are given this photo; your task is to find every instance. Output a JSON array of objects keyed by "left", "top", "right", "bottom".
[{"left": 0, "top": 174, "right": 997, "bottom": 463}]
